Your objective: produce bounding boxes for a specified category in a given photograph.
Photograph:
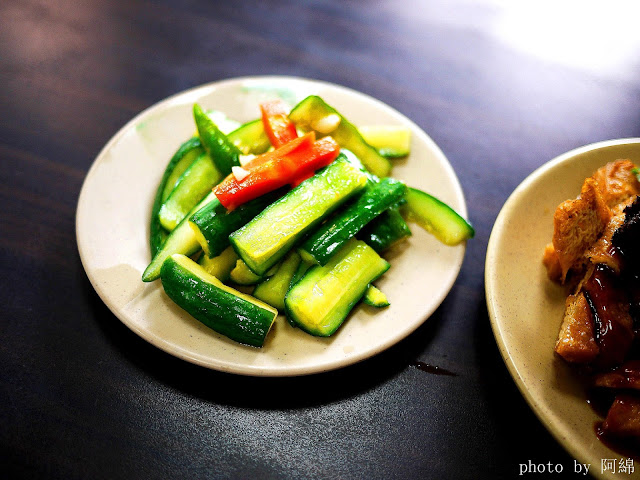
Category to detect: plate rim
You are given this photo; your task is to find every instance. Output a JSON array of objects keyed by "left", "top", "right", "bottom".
[
  {"left": 76, "top": 75, "right": 468, "bottom": 377},
  {"left": 485, "top": 137, "right": 640, "bottom": 474}
]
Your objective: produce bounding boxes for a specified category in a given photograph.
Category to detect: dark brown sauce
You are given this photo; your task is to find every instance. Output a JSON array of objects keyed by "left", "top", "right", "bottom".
[
  {"left": 411, "top": 361, "right": 457, "bottom": 376},
  {"left": 607, "top": 243, "right": 623, "bottom": 267},
  {"left": 581, "top": 196, "right": 640, "bottom": 459},
  {"left": 583, "top": 265, "right": 634, "bottom": 368},
  {"left": 595, "top": 421, "right": 640, "bottom": 461},
  {"left": 586, "top": 387, "right": 616, "bottom": 418},
  {"left": 586, "top": 386, "right": 640, "bottom": 460}
]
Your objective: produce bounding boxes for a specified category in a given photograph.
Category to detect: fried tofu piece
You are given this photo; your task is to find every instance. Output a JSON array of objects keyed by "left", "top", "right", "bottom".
[
  {"left": 591, "top": 159, "right": 640, "bottom": 207},
  {"left": 544, "top": 160, "right": 640, "bottom": 282},
  {"left": 554, "top": 292, "right": 599, "bottom": 364},
  {"left": 552, "top": 178, "right": 611, "bottom": 282},
  {"left": 542, "top": 243, "right": 562, "bottom": 283},
  {"left": 545, "top": 161, "right": 640, "bottom": 443}
]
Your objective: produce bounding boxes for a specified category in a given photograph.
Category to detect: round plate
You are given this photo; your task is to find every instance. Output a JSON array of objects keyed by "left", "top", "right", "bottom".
[
  {"left": 486, "top": 139, "right": 640, "bottom": 478},
  {"left": 76, "top": 76, "right": 468, "bottom": 376}
]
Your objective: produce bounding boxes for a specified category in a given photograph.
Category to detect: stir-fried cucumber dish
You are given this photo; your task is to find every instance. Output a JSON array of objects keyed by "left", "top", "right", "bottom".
[{"left": 143, "top": 95, "right": 474, "bottom": 347}]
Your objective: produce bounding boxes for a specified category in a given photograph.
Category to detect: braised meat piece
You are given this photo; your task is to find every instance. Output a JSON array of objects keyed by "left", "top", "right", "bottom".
[
  {"left": 594, "top": 360, "right": 640, "bottom": 390},
  {"left": 582, "top": 265, "right": 635, "bottom": 369},
  {"left": 554, "top": 264, "right": 634, "bottom": 367},
  {"left": 601, "top": 394, "right": 640, "bottom": 439},
  {"left": 613, "top": 196, "right": 640, "bottom": 342},
  {"left": 585, "top": 199, "right": 633, "bottom": 274}
]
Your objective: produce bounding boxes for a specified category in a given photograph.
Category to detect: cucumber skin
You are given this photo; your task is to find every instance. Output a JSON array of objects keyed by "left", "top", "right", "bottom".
[
  {"left": 193, "top": 104, "right": 241, "bottom": 176},
  {"left": 285, "top": 240, "right": 390, "bottom": 337},
  {"left": 227, "top": 118, "right": 271, "bottom": 155},
  {"left": 161, "top": 139, "right": 205, "bottom": 202},
  {"left": 158, "top": 153, "right": 222, "bottom": 231},
  {"left": 289, "top": 96, "right": 391, "bottom": 178},
  {"left": 289, "top": 260, "right": 312, "bottom": 289},
  {"left": 299, "top": 177, "right": 407, "bottom": 265},
  {"left": 229, "top": 158, "right": 369, "bottom": 276},
  {"left": 142, "top": 192, "right": 218, "bottom": 282},
  {"left": 400, "top": 187, "right": 474, "bottom": 245},
  {"left": 160, "top": 255, "right": 277, "bottom": 348},
  {"left": 362, "top": 285, "right": 390, "bottom": 307},
  {"left": 359, "top": 207, "right": 412, "bottom": 253},
  {"left": 189, "top": 189, "right": 285, "bottom": 259},
  {"left": 149, "top": 137, "right": 204, "bottom": 256}
]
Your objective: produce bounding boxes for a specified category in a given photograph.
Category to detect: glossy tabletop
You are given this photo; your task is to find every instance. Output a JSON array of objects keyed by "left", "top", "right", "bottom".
[{"left": 3, "top": 1, "right": 640, "bottom": 479}]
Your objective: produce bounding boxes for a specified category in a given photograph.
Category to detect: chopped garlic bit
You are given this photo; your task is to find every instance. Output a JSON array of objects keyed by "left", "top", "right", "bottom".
[
  {"left": 232, "top": 165, "right": 251, "bottom": 181},
  {"left": 239, "top": 154, "right": 256, "bottom": 166},
  {"left": 311, "top": 113, "right": 341, "bottom": 134}
]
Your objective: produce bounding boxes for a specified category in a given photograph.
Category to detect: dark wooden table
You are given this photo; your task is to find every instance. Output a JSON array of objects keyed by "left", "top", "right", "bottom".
[{"left": 3, "top": 1, "right": 640, "bottom": 478}]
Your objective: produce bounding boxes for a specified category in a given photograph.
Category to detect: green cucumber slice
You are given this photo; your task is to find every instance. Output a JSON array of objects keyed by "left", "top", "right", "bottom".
[
  {"left": 289, "top": 95, "right": 392, "bottom": 178},
  {"left": 290, "top": 259, "right": 313, "bottom": 288},
  {"left": 400, "top": 187, "right": 474, "bottom": 245},
  {"left": 359, "top": 207, "right": 412, "bottom": 252},
  {"left": 149, "top": 137, "right": 204, "bottom": 255},
  {"left": 189, "top": 189, "right": 284, "bottom": 259},
  {"left": 205, "top": 110, "right": 241, "bottom": 135},
  {"left": 229, "top": 259, "right": 278, "bottom": 286},
  {"left": 362, "top": 285, "right": 390, "bottom": 307},
  {"left": 198, "top": 245, "right": 238, "bottom": 282},
  {"left": 283, "top": 258, "right": 314, "bottom": 328},
  {"left": 227, "top": 118, "right": 271, "bottom": 155},
  {"left": 193, "top": 103, "right": 241, "bottom": 175},
  {"left": 285, "top": 239, "right": 390, "bottom": 337},
  {"left": 358, "top": 125, "right": 411, "bottom": 159},
  {"left": 142, "top": 192, "right": 218, "bottom": 282},
  {"left": 161, "top": 254, "right": 277, "bottom": 347},
  {"left": 160, "top": 138, "right": 205, "bottom": 203},
  {"left": 158, "top": 153, "right": 223, "bottom": 231},
  {"left": 229, "top": 157, "right": 369, "bottom": 276},
  {"left": 253, "top": 250, "right": 302, "bottom": 312},
  {"left": 298, "top": 177, "right": 407, "bottom": 265}
]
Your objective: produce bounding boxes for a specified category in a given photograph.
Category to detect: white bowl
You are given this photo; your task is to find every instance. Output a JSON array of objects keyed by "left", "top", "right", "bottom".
[
  {"left": 486, "top": 138, "right": 640, "bottom": 478},
  {"left": 76, "top": 76, "right": 468, "bottom": 376}
]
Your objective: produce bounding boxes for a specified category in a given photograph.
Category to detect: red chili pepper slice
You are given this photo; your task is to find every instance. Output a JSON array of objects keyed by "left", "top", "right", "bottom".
[
  {"left": 213, "top": 132, "right": 340, "bottom": 210},
  {"left": 260, "top": 99, "right": 298, "bottom": 148}
]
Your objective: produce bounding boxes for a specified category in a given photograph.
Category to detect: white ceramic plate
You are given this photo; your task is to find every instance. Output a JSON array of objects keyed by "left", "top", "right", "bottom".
[
  {"left": 76, "top": 76, "right": 468, "bottom": 376},
  {"left": 486, "top": 139, "right": 640, "bottom": 478}
]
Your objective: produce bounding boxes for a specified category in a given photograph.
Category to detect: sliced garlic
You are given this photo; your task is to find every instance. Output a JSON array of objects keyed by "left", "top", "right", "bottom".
[
  {"left": 232, "top": 165, "right": 250, "bottom": 181},
  {"left": 239, "top": 154, "right": 256, "bottom": 166},
  {"left": 311, "top": 114, "right": 341, "bottom": 134}
]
